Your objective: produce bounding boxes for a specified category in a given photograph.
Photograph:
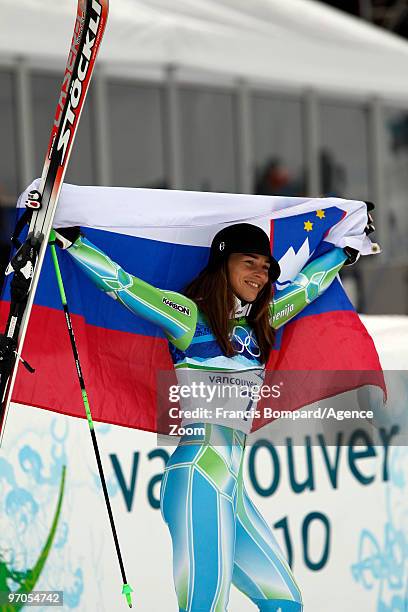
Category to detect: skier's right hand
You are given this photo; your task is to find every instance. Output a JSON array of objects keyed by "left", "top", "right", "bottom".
[
  {"left": 54, "top": 227, "right": 81, "bottom": 249},
  {"left": 364, "top": 201, "right": 375, "bottom": 236}
]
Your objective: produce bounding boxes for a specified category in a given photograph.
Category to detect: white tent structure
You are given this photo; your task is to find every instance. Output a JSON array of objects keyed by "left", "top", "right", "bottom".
[
  {"left": 1, "top": 0, "right": 408, "bottom": 273},
  {"left": 1, "top": 0, "right": 408, "bottom": 99}
]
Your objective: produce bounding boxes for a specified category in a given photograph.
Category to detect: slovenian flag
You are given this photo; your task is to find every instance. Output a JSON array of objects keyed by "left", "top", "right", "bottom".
[{"left": 0, "top": 181, "right": 384, "bottom": 433}]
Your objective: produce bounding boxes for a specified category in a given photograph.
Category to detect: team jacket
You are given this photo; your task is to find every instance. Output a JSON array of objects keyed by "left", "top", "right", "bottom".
[{"left": 66, "top": 236, "right": 347, "bottom": 433}]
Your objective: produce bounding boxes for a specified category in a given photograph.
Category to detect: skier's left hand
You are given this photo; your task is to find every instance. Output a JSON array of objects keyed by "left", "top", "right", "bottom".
[
  {"left": 364, "top": 201, "right": 375, "bottom": 236},
  {"left": 342, "top": 201, "right": 377, "bottom": 266},
  {"left": 53, "top": 227, "right": 81, "bottom": 249}
]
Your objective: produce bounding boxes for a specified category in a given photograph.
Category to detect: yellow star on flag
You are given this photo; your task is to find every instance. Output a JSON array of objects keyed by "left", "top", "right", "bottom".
[
  {"left": 316, "top": 209, "right": 325, "bottom": 219},
  {"left": 304, "top": 220, "right": 313, "bottom": 232}
]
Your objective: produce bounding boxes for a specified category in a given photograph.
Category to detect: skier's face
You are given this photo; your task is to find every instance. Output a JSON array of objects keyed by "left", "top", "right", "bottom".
[{"left": 227, "top": 253, "right": 270, "bottom": 302}]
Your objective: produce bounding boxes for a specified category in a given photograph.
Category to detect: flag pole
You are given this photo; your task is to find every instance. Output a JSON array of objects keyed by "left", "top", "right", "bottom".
[{"left": 48, "top": 230, "right": 133, "bottom": 608}]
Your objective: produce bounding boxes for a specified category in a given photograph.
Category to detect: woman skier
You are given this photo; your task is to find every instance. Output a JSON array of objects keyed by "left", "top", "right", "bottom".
[{"left": 55, "top": 221, "right": 360, "bottom": 611}]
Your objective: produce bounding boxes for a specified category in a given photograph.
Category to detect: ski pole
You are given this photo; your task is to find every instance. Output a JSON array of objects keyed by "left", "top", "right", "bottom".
[{"left": 48, "top": 230, "right": 133, "bottom": 608}]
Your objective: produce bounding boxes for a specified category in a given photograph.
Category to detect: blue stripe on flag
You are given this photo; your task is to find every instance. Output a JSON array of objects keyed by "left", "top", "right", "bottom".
[{"left": 2, "top": 219, "right": 354, "bottom": 340}]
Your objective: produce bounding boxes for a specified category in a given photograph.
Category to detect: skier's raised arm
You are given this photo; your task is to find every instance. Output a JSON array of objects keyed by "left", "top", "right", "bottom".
[
  {"left": 270, "top": 200, "right": 377, "bottom": 329},
  {"left": 53, "top": 228, "right": 197, "bottom": 351},
  {"left": 270, "top": 247, "right": 348, "bottom": 329}
]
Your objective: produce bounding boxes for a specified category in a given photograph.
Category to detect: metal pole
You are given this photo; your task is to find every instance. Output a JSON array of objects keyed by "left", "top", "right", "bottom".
[
  {"left": 236, "top": 79, "right": 253, "bottom": 194},
  {"left": 368, "top": 98, "right": 388, "bottom": 260},
  {"left": 93, "top": 67, "right": 112, "bottom": 186},
  {"left": 15, "top": 57, "right": 34, "bottom": 190},
  {"left": 304, "top": 89, "right": 321, "bottom": 197},
  {"left": 164, "top": 65, "right": 183, "bottom": 189}
]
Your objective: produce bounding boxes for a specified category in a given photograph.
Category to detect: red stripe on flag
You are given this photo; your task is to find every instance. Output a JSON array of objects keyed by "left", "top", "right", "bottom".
[
  {"left": 2, "top": 303, "right": 171, "bottom": 432},
  {"left": 269, "top": 310, "right": 383, "bottom": 371},
  {"left": 1, "top": 303, "right": 385, "bottom": 433},
  {"left": 251, "top": 310, "right": 386, "bottom": 431}
]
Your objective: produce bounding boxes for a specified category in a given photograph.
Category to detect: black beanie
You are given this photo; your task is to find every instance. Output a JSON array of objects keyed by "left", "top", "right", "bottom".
[{"left": 207, "top": 223, "right": 280, "bottom": 282}]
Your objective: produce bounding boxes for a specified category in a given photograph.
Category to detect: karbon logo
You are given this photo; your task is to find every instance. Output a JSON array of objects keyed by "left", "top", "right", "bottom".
[
  {"left": 162, "top": 298, "right": 191, "bottom": 316},
  {"left": 55, "top": 0, "right": 102, "bottom": 164}
]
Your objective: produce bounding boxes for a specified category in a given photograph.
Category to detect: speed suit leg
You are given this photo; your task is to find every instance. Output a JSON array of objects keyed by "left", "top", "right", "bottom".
[
  {"left": 160, "top": 424, "right": 243, "bottom": 611},
  {"left": 232, "top": 467, "right": 303, "bottom": 611},
  {"left": 160, "top": 424, "right": 303, "bottom": 612}
]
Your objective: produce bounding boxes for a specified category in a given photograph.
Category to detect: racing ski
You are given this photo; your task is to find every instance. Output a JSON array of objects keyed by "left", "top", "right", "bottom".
[{"left": 0, "top": 0, "right": 109, "bottom": 441}]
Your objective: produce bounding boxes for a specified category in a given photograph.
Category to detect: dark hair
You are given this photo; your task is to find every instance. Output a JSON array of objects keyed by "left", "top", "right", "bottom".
[{"left": 184, "top": 261, "right": 275, "bottom": 364}]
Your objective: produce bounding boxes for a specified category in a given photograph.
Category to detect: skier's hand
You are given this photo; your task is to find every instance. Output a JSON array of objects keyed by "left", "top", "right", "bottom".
[
  {"left": 364, "top": 201, "right": 375, "bottom": 236},
  {"left": 342, "top": 246, "right": 360, "bottom": 266},
  {"left": 342, "top": 202, "right": 378, "bottom": 266},
  {"left": 54, "top": 227, "right": 81, "bottom": 249}
]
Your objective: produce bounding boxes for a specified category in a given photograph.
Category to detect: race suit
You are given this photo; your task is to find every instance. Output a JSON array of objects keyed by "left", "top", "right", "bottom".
[{"left": 65, "top": 235, "right": 347, "bottom": 611}]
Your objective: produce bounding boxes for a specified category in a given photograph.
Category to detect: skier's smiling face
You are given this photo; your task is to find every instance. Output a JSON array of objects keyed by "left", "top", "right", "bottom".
[{"left": 227, "top": 253, "right": 270, "bottom": 302}]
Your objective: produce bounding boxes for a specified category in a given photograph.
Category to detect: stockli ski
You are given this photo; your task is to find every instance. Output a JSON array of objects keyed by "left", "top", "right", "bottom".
[
  {"left": 0, "top": 0, "right": 108, "bottom": 441},
  {"left": 0, "top": 0, "right": 135, "bottom": 608},
  {"left": 56, "top": 0, "right": 104, "bottom": 164}
]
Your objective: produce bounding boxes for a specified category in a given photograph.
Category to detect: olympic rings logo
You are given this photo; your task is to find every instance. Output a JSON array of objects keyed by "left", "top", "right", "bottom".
[{"left": 231, "top": 325, "right": 261, "bottom": 358}]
